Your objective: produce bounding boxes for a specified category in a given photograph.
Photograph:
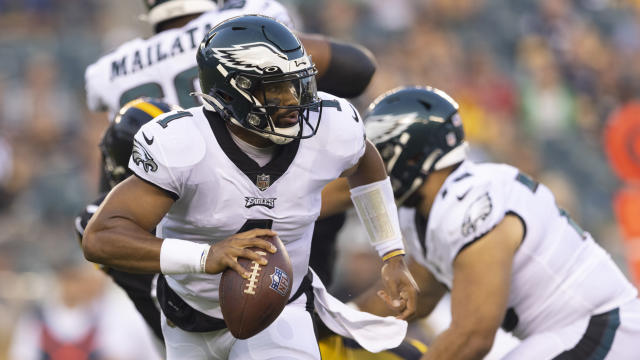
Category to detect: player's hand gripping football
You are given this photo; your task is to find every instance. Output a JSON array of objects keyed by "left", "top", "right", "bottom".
[
  {"left": 204, "top": 228, "right": 277, "bottom": 278},
  {"left": 378, "top": 256, "right": 419, "bottom": 320}
]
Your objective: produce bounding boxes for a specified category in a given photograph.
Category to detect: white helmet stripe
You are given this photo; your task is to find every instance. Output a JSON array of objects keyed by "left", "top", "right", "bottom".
[{"left": 140, "top": 0, "right": 218, "bottom": 26}]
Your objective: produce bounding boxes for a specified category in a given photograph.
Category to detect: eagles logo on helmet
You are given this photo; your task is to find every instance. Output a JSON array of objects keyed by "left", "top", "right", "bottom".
[
  {"left": 193, "top": 15, "right": 322, "bottom": 145},
  {"left": 364, "top": 86, "right": 468, "bottom": 205}
]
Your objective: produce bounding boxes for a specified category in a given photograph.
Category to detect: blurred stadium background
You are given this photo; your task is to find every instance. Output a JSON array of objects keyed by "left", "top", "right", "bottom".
[{"left": 1, "top": 0, "right": 640, "bottom": 358}]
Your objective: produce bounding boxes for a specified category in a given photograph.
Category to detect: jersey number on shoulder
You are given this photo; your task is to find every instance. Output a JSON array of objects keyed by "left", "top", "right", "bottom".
[
  {"left": 515, "top": 171, "right": 586, "bottom": 240},
  {"left": 313, "top": 99, "right": 341, "bottom": 113},
  {"left": 157, "top": 111, "right": 192, "bottom": 128},
  {"left": 119, "top": 66, "right": 200, "bottom": 108}
]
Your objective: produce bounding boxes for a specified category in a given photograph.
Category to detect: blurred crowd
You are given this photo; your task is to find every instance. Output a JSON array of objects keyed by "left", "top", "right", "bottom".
[{"left": 0, "top": 0, "right": 639, "bottom": 358}]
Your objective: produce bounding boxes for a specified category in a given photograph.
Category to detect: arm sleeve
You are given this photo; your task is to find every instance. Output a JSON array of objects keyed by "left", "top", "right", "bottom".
[{"left": 317, "top": 41, "right": 376, "bottom": 98}]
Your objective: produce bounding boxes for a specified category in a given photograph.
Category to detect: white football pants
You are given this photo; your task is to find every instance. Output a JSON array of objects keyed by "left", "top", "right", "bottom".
[
  {"left": 503, "top": 298, "right": 640, "bottom": 359},
  {"left": 160, "top": 293, "right": 320, "bottom": 360}
]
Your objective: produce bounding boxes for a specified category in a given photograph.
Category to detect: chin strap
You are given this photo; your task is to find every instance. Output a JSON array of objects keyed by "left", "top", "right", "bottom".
[
  {"left": 263, "top": 124, "right": 299, "bottom": 145},
  {"left": 191, "top": 91, "right": 298, "bottom": 145}
]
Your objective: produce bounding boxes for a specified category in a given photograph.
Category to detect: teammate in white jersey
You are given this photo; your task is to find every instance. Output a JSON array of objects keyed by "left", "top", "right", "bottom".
[
  {"left": 349, "top": 86, "right": 640, "bottom": 360},
  {"left": 82, "top": 16, "right": 418, "bottom": 360},
  {"left": 85, "top": 0, "right": 376, "bottom": 121},
  {"left": 86, "top": 0, "right": 377, "bottom": 202}
]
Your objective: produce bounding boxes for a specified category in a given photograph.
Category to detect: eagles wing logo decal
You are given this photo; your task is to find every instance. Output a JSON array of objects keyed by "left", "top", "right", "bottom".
[
  {"left": 461, "top": 192, "right": 493, "bottom": 236},
  {"left": 132, "top": 140, "right": 158, "bottom": 173},
  {"left": 212, "top": 42, "right": 307, "bottom": 74},
  {"left": 365, "top": 112, "right": 421, "bottom": 144}
]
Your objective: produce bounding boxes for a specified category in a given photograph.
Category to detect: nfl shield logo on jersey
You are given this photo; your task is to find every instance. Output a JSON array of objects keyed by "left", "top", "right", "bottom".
[
  {"left": 256, "top": 174, "right": 270, "bottom": 191},
  {"left": 269, "top": 267, "right": 290, "bottom": 297}
]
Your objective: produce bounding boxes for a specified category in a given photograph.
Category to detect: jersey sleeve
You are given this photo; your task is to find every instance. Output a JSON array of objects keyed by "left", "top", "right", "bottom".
[
  {"left": 436, "top": 178, "right": 507, "bottom": 265},
  {"left": 84, "top": 60, "right": 108, "bottom": 112},
  {"left": 333, "top": 97, "right": 366, "bottom": 170},
  {"left": 306, "top": 94, "right": 366, "bottom": 177},
  {"left": 128, "top": 111, "right": 205, "bottom": 200}
]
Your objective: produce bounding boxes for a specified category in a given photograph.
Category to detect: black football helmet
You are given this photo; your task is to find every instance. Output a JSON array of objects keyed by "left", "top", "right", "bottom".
[
  {"left": 141, "top": 0, "right": 220, "bottom": 26},
  {"left": 364, "top": 86, "right": 468, "bottom": 205},
  {"left": 100, "top": 98, "right": 178, "bottom": 188},
  {"left": 194, "top": 15, "right": 322, "bottom": 144}
]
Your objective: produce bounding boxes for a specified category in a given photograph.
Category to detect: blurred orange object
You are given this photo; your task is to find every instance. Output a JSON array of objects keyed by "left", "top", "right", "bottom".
[
  {"left": 604, "top": 102, "right": 640, "bottom": 183},
  {"left": 613, "top": 187, "right": 640, "bottom": 288}
]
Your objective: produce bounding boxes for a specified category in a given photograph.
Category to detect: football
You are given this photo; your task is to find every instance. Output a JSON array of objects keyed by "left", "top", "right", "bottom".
[{"left": 219, "top": 235, "right": 293, "bottom": 339}]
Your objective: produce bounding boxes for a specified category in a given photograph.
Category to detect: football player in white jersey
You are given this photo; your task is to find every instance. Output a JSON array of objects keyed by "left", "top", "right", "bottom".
[
  {"left": 86, "top": 0, "right": 377, "bottom": 213},
  {"left": 349, "top": 86, "right": 640, "bottom": 360},
  {"left": 76, "top": 97, "right": 427, "bottom": 359},
  {"left": 85, "top": 0, "right": 376, "bottom": 121},
  {"left": 82, "top": 15, "right": 418, "bottom": 360}
]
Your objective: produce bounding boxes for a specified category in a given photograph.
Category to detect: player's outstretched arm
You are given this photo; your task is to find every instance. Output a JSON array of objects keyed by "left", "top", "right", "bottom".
[
  {"left": 342, "top": 140, "right": 419, "bottom": 320},
  {"left": 421, "top": 215, "right": 523, "bottom": 360},
  {"left": 83, "top": 176, "right": 276, "bottom": 277},
  {"left": 299, "top": 33, "right": 376, "bottom": 98}
]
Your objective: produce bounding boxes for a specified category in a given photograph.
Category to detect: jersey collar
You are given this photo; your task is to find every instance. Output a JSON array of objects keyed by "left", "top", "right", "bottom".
[{"left": 204, "top": 108, "right": 300, "bottom": 191}]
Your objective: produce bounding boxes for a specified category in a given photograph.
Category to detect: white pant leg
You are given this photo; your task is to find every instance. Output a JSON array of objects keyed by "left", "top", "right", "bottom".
[
  {"left": 503, "top": 299, "right": 640, "bottom": 360},
  {"left": 502, "top": 320, "right": 587, "bottom": 360},
  {"left": 604, "top": 298, "right": 640, "bottom": 360},
  {"left": 229, "top": 294, "right": 320, "bottom": 360},
  {"left": 160, "top": 311, "right": 236, "bottom": 360}
]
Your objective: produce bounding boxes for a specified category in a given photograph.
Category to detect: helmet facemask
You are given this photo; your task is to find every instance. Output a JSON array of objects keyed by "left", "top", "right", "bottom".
[
  {"left": 197, "top": 64, "right": 321, "bottom": 145},
  {"left": 239, "top": 67, "right": 320, "bottom": 144}
]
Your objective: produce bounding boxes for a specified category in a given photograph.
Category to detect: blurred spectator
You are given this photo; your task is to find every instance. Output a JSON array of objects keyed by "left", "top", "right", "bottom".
[
  {"left": 8, "top": 259, "right": 161, "bottom": 360},
  {"left": 517, "top": 35, "right": 577, "bottom": 142},
  {"left": 521, "top": 0, "right": 580, "bottom": 60},
  {"left": 0, "top": 136, "right": 13, "bottom": 213}
]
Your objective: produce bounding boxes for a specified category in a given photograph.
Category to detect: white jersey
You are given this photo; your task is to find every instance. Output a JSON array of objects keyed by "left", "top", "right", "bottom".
[
  {"left": 400, "top": 160, "right": 637, "bottom": 339},
  {"left": 129, "top": 92, "right": 365, "bottom": 317},
  {"left": 85, "top": 0, "right": 293, "bottom": 119}
]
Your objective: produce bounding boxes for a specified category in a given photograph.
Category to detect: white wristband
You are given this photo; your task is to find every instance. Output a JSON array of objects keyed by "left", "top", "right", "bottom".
[
  {"left": 160, "top": 238, "right": 211, "bottom": 274},
  {"left": 350, "top": 177, "right": 404, "bottom": 257}
]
